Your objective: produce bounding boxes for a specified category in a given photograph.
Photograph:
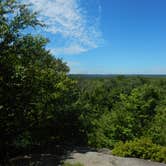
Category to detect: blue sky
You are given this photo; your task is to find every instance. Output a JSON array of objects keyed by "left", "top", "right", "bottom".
[{"left": 26, "top": 0, "right": 166, "bottom": 74}]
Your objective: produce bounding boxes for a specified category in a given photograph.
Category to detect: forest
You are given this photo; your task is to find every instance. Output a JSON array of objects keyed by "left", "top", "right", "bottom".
[{"left": 0, "top": 0, "right": 166, "bottom": 165}]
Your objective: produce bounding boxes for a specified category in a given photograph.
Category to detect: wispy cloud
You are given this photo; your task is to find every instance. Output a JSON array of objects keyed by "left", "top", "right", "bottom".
[
  {"left": 50, "top": 44, "right": 87, "bottom": 55},
  {"left": 25, "top": 0, "right": 103, "bottom": 55}
]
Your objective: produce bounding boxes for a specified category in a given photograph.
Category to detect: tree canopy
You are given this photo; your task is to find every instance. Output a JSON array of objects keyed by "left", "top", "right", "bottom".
[{"left": 0, "top": 0, "right": 78, "bottom": 161}]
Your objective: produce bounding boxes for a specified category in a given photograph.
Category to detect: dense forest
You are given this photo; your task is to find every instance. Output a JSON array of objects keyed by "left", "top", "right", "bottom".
[{"left": 0, "top": 0, "right": 166, "bottom": 165}]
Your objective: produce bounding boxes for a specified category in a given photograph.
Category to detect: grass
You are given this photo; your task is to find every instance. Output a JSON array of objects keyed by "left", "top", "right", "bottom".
[{"left": 62, "top": 162, "right": 84, "bottom": 166}]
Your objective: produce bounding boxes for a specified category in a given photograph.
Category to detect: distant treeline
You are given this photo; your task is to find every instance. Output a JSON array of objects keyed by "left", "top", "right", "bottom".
[{"left": 69, "top": 74, "right": 166, "bottom": 79}]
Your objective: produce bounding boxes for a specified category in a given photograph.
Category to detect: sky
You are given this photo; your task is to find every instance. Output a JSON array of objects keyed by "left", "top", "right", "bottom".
[{"left": 25, "top": 0, "right": 166, "bottom": 74}]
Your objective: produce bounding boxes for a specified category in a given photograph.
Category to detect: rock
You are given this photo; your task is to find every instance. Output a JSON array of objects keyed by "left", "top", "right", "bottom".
[
  {"left": 98, "top": 148, "right": 112, "bottom": 155},
  {"left": 64, "top": 151, "right": 166, "bottom": 166}
]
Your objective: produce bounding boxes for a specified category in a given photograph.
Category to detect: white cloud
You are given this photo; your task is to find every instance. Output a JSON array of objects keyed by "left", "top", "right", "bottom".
[
  {"left": 50, "top": 44, "right": 87, "bottom": 55},
  {"left": 24, "top": 0, "right": 102, "bottom": 55}
]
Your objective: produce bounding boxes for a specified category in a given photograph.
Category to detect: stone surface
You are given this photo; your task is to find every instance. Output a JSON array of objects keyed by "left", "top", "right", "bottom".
[
  {"left": 64, "top": 151, "right": 166, "bottom": 166},
  {"left": 9, "top": 148, "right": 166, "bottom": 166}
]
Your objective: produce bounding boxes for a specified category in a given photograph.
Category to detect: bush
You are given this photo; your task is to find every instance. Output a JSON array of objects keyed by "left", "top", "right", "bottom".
[{"left": 112, "top": 137, "right": 166, "bottom": 163}]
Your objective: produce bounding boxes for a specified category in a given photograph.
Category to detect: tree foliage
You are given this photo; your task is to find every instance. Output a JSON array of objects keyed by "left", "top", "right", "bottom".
[{"left": 0, "top": 0, "right": 78, "bottom": 162}]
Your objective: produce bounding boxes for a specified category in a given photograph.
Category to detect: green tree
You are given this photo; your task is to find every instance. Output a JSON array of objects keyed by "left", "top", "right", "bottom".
[
  {"left": 109, "top": 84, "right": 159, "bottom": 142},
  {"left": 148, "top": 100, "right": 166, "bottom": 146},
  {"left": 0, "top": 0, "right": 78, "bottom": 162}
]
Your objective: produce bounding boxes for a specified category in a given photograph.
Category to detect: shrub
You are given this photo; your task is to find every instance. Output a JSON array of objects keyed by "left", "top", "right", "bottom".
[{"left": 112, "top": 137, "right": 166, "bottom": 163}]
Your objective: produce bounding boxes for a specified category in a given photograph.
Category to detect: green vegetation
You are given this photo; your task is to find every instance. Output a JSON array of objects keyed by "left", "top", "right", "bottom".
[
  {"left": 112, "top": 138, "right": 166, "bottom": 163},
  {"left": 0, "top": 0, "right": 79, "bottom": 162},
  {"left": 0, "top": 0, "right": 166, "bottom": 164},
  {"left": 62, "top": 162, "right": 84, "bottom": 166}
]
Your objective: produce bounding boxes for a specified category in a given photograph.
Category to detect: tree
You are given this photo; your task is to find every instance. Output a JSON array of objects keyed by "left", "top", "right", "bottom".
[
  {"left": 0, "top": 0, "right": 78, "bottom": 162},
  {"left": 109, "top": 84, "right": 159, "bottom": 142},
  {"left": 148, "top": 100, "right": 166, "bottom": 146}
]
